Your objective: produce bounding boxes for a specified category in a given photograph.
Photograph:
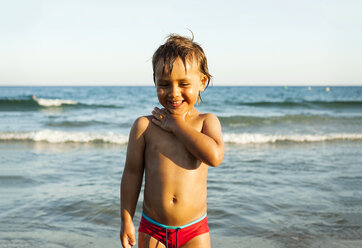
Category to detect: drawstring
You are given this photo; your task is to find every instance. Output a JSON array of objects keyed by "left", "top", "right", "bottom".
[
  {"left": 176, "top": 228, "right": 180, "bottom": 248},
  {"left": 165, "top": 228, "right": 168, "bottom": 248},
  {"left": 165, "top": 227, "right": 181, "bottom": 248}
]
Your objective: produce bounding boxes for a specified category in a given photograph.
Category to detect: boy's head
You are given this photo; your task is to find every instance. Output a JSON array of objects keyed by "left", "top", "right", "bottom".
[{"left": 152, "top": 34, "right": 212, "bottom": 91}]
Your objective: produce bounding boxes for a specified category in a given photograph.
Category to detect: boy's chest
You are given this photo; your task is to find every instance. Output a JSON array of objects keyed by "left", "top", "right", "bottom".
[
  {"left": 144, "top": 123, "right": 203, "bottom": 169},
  {"left": 147, "top": 126, "right": 186, "bottom": 152},
  {"left": 146, "top": 119, "right": 203, "bottom": 150}
]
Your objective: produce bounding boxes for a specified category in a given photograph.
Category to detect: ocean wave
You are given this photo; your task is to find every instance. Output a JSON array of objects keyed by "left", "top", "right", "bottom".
[
  {"left": 223, "top": 133, "right": 362, "bottom": 144},
  {"left": 219, "top": 115, "right": 362, "bottom": 127},
  {"left": 237, "top": 100, "right": 362, "bottom": 109},
  {"left": 1, "top": 130, "right": 361, "bottom": 145},
  {"left": 44, "top": 120, "right": 114, "bottom": 128},
  {"left": 35, "top": 98, "right": 77, "bottom": 107},
  {"left": 0, "top": 99, "right": 39, "bottom": 110},
  {"left": 0, "top": 130, "right": 128, "bottom": 144},
  {"left": 0, "top": 175, "right": 37, "bottom": 186},
  {"left": 0, "top": 98, "right": 122, "bottom": 110}
]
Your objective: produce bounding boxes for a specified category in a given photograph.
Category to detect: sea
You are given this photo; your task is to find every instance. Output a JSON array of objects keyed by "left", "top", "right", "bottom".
[{"left": 0, "top": 86, "right": 361, "bottom": 248}]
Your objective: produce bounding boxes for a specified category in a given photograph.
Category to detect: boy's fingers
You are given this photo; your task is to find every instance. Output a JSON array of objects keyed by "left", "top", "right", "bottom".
[
  {"left": 153, "top": 107, "right": 168, "bottom": 117},
  {"left": 152, "top": 118, "right": 170, "bottom": 132},
  {"left": 121, "top": 234, "right": 131, "bottom": 248},
  {"left": 152, "top": 110, "right": 163, "bottom": 120},
  {"left": 160, "top": 111, "right": 168, "bottom": 119},
  {"left": 121, "top": 237, "right": 127, "bottom": 248},
  {"left": 160, "top": 107, "right": 168, "bottom": 113},
  {"left": 129, "top": 234, "right": 136, "bottom": 246},
  {"left": 152, "top": 118, "right": 161, "bottom": 126}
]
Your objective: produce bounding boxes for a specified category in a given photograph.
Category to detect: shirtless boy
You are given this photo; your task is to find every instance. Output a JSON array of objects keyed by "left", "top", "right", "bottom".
[{"left": 120, "top": 34, "right": 224, "bottom": 248}]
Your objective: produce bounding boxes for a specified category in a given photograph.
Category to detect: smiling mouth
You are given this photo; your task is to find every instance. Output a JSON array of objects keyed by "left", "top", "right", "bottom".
[{"left": 168, "top": 100, "right": 184, "bottom": 108}]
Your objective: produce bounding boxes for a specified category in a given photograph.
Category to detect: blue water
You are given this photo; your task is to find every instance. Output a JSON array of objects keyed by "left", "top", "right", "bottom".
[{"left": 1, "top": 86, "right": 361, "bottom": 247}]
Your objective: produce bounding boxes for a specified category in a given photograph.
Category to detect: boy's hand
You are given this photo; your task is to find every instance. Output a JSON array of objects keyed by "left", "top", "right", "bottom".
[
  {"left": 120, "top": 221, "right": 136, "bottom": 248},
  {"left": 152, "top": 107, "right": 181, "bottom": 132}
]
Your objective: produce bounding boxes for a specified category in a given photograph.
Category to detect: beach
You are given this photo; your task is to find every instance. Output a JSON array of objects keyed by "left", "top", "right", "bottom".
[{"left": 1, "top": 86, "right": 361, "bottom": 247}]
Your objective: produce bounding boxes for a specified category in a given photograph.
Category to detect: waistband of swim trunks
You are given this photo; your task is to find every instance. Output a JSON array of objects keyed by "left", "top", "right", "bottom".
[{"left": 141, "top": 212, "right": 207, "bottom": 230}]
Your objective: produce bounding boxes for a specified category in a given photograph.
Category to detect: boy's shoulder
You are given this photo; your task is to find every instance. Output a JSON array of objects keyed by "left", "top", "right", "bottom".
[
  {"left": 197, "top": 112, "right": 222, "bottom": 135},
  {"left": 134, "top": 115, "right": 152, "bottom": 123},
  {"left": 199, "top": 112, "right": 217, "bottom": 119},
  {"left": 197, "top": 112, "right": 220, "bottom": 124},
  {"left": 132, "top": 115, "right": 152, "bottom": 129},
  {"left": 129, "top": 116, "right": 153, "bottom": 137}
]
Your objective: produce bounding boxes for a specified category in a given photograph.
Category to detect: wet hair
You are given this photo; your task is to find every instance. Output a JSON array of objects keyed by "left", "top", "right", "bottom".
[{"left": 152, "top": 33, "right": 212, "bottom": 91}]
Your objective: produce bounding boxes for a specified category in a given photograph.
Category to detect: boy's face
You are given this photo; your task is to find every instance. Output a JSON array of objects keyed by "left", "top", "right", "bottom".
[{"left": 154, "top": 57, "right": 207, "bottom": 115}]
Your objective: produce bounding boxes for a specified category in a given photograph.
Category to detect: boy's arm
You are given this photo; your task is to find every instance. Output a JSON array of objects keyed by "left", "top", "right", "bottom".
[
  {"left": 120, "top": 117, "right": 148, "bottom": 247},
  {"left": 152, "top": 109, "right": 224, "bottom": 167}
]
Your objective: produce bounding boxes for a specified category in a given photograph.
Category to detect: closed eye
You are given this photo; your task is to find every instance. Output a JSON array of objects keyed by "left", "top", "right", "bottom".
[
  {"left": 179, "top": 81, "right": 191, "bottom": 87},
  {"left": 157, "top": 81, "right": 170, "bottom": 87}
]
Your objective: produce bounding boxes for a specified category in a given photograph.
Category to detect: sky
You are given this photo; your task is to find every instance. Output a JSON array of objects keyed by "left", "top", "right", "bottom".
[{"left": 0, "top": 0, "right": 361, "bottom": 86}]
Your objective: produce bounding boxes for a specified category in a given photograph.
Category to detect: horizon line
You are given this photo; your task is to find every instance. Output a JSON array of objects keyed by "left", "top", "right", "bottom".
[{"left": 1, "top": 84, "right": 361, "bottom": 87}]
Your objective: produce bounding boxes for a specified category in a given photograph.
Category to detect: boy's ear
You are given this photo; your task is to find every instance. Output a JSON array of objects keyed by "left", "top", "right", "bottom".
[{"left": 199, "top": 74, "right": 207, "bottom": 92}]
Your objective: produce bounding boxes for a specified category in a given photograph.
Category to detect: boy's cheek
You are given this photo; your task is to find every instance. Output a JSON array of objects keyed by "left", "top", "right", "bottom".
[{"left": 156, "top": 87, "right": 166, "bottom": 95}]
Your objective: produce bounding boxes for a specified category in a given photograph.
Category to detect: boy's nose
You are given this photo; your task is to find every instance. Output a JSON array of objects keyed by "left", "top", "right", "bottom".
[{"left": 168, "top": 85, "right": 181, "bottom": 97}]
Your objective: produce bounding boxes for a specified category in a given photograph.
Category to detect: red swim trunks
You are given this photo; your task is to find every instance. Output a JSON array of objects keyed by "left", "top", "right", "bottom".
[{"left": 138, "top": 212, "right": 209, "bottom": 248}]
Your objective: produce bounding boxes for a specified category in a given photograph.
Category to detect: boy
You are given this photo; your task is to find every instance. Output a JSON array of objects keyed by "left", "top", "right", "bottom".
[{"left": 120, "top": 34, "right": 224, "bottom": 248}]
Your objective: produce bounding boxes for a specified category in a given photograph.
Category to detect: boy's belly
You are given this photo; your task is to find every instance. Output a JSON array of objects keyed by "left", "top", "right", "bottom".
[
  {"left": 143, "top": 132, "right": 209, "bottom": 226},
  {"left": 142, "top": 162, "right": 208, "bottom": 226}
]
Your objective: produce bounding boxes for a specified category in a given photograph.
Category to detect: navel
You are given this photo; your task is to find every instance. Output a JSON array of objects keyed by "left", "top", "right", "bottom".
[{"left": 171, "top": 195, "right": 177, "bottom": 204}]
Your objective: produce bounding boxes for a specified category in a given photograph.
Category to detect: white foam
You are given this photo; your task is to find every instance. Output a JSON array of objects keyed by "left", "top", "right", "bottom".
[
  {"left": 1, "top": 130, "right": 361, "bottom": 145},
  {"left": 223, "top": 133, "right": 362, "bottom": 144},
  {"left": 35, "top": 98, "right": 77, "bottom": 107},
  {"left": 0, "top": 130, "right": 128, "bottom": 144}
]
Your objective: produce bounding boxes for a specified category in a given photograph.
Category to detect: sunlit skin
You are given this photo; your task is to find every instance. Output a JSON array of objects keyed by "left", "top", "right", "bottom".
[{"left": 120, "top": 57, "right": 224, "bottom": 248}]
